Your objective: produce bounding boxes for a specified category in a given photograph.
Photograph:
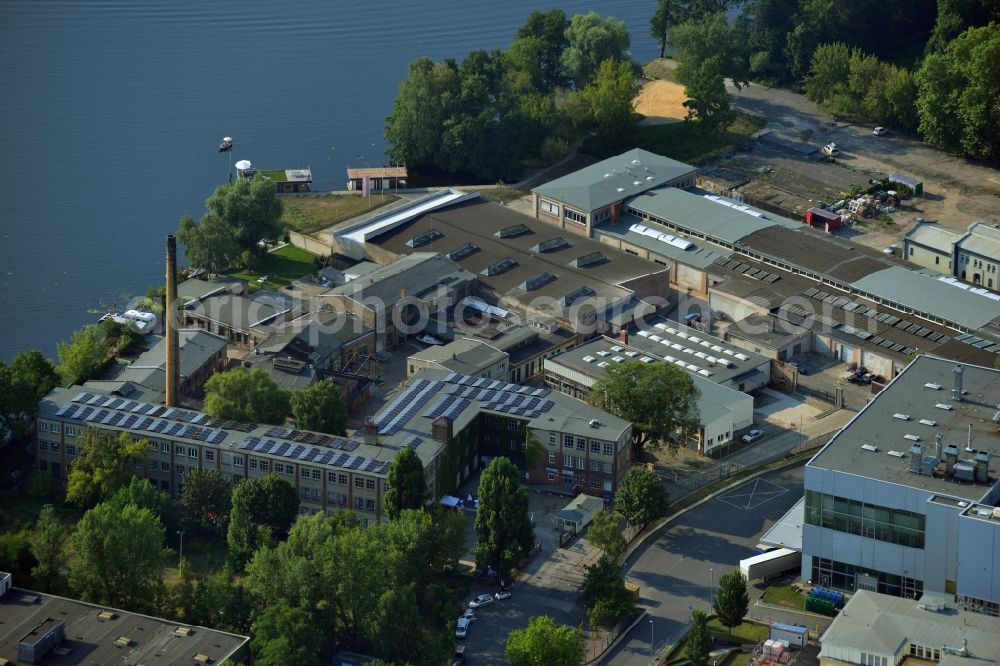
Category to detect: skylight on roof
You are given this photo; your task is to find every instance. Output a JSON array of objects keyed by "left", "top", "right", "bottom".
[
  {"left": 482, "top": 256, "right": 518, "bottom": 277},
  {"left": 574, "top": 251, "right": 609, "bottom": 268},
  {"left": 521, "top": 271, "right": 557, "bottom": 291},
  {"left": 534, "top": 237, "right": 570, "bottom": 253},
  {"left": 497, "top": 223, "right": 532, "bottom": 238},
  {"left": 448, "top": 242, "right": 480, "bottom": 261},
  {"left": 407, "top": 228, "right": 442, "bottom": 248}
]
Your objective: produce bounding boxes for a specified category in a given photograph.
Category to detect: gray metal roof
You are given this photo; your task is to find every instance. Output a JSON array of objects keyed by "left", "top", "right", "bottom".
[
  {"left": 625, "top": 187, "right": 799, "bottom": 245},
  {"left": 327, "top": 252, "right": 475, "bottom": 305},
  {"left": 905, "top": 223, "right": 959, "bottom": 253},
  {"left": 759, "top": 497, "right": 803, "bottom": 551},
  {"left": 409, "top": 338, "right": 507, "bottom": 375},
  {"left": 532, "top": 148, "right": 697, "bottom": 212},
  {"left": 957, "top": 222, "right": 1000, "bottom": 259},
  {"left": 852, "top": 266, "right": 1000, "bottom": 330},
  {"left": 593, "top": 214, "right": 731, "bottom": 269},
  {"left": 819, "top": 590, "right": 1000, "bottom": 660},
  {"left": 115, "top": 329, "right": 227, "bottom": 393},
  {"left": 808, "top": 355, "right": 1000, "bottom": 502}
]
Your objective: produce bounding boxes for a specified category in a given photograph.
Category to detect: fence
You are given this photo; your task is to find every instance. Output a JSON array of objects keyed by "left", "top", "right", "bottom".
[{"left": 584, "top": 611, "right": 645, "bottom": 664}]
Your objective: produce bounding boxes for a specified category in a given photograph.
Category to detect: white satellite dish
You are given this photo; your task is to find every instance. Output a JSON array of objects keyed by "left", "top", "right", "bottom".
[{"left": 235, "top": 160, "right": 252, "bottom": 170}]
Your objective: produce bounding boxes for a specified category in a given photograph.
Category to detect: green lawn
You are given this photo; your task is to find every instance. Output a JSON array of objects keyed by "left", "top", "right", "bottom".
[
  {"left": 643, "top": 58, "right": 675, "bottom": 81},
  {"left": 585, "top": 112, "right": 765, "bottom": 165},
  {"left": 227, "top": 245, "right": 319, "bottom": 289},
  {"left": 708, "top": 619, "right": 770, "bottom": 643},
  {"left": 762, "top": 583, "right": 806, "bottom": 610},
  {"left": 479, "top": 185, "right": 529, "bottom": 204},
  {"left": 281, "top": 192, "right": 400, "bottom": 234}
]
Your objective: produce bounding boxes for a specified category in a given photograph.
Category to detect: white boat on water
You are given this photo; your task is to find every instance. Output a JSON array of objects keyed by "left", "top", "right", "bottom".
[{"left": 99, "top": 309, "right": 158, "bottom": 335}]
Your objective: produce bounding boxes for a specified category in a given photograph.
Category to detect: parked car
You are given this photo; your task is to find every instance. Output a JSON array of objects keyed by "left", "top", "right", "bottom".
[
  {"left": 873, "top": 127, "right": 888, "bottom": 136},
  {"left": 742, "top": 429, "right": 765, "bottom": 444},
  {"left": 822, "top": 142, "right": 841, "bottom": 157},
  {"left": 416, "top": 333, "right": 443, "bottom": 345},
  {"left": 453, "top": 643, "right": 466, "bottom": 664},
  {"left": 469, "top": 594, "right": 495, "bottom": 609},
  {"left": 461, "top": 608, "right": 477, "bottom": 621},
  {"left": 456, "top": 617, "right": 472, "bottom": 639},
  {"left": 495, "top": 590, "right": 512, "bottom": 600}
]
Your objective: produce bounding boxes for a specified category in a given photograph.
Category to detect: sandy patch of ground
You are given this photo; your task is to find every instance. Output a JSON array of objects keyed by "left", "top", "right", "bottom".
[{"left": 634, "top": 79, "right": 689, "bottom": 125}]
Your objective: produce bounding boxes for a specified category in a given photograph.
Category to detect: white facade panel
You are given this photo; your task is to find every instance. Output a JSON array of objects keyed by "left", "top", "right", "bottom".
[{"left": 956, "top": 513, "right": 1000, "bottom": 604}]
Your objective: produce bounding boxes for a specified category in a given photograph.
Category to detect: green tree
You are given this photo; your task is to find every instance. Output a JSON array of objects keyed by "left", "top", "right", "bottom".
[
  {"left": 671, "top": 13, "right": 749, "bottom": 88},
  {"left": 176, "top": 213, "right": 241, "bottom": 274},
  {"left": 383, "top": 446, "right": 428, "bottom": 521},
  {"left": 580, "top": 554, "right": 636, "bottom": 626},
  {"left": 803, "top": 42, "right": 852, "bottom": 108},
  {"left": 227, "top": 473, "right": 299, "bottom": 569},
  {"left": 203, "top": 366, "right": 291, "bottom": 425},
  {"left": 204, "top": 174, "right": 285, "bottom": 252},
  {"left": 69, "top": 501, "right": 169, "bottom": 612},
  {"left": 561, "top": 11, "right": 632, "bottom": 87},
  {"left": 686, "top": 608, "right": 712, "bottom": 666},
  {"left": 29, "top": 505, "right": 68, "bottom": 593},
  {"left": 0, "top": 529, "right": 36, "bottom": 586},
  {"left": 289, "top": 378, "right": 348, "bottom": 435},
  {"left": 927, "top": 0, "right": 1000, "bottom": 53},
  {"left": 372, "top": 584, "right": 423, "bottom": 664},
  {"left": 916, "top": 23, "right": 1000, "bottom": 159},
  {"left": 385, "top": 57, "right": 461, "bottom": 170},
  {"left": 586, "top": 510, "right": 626, "bottom": 560},
  {"left": 251, "top": 601, "right": 323, "bottom": 666},
  {"left": 650, "top": 0, "right": 681, "bottom": 58},
  {"left": 578, "top": 58, "right": 640, "bottom": 146},
  {"left": 679, "top": 58, "right": 735, "bottom": 132},
  {"left": 713, "top": 569, "right": 750, "bottom": 637},
  {"left": 181, "top": 469, "right": 232, "bottom": 535},
  {"left": 615, "top": 467, "right": 670, "bottom": 528},
  {"left": 109, "top": 476, "right": 181, "bottom": 538},
  {"left": 0, "top": 350, "right": 60, "bottom": 442},
  {"left": 590, "top": 360, "right": 699, "bottom": 456},
  {"left": 474, "top": 456, "right": 535, "bottom": 581},
  {"left": 66, "top": 428, "right": 148, "bottom": 507},
  {"left": 505, "top": 615, "right": 584, "bottom": 666},
  {"left": 510, "top": 9, "right": 570, "bottom": 92},
  {"left": 56, "top": 324, "right": 106, "bottom": 385}
]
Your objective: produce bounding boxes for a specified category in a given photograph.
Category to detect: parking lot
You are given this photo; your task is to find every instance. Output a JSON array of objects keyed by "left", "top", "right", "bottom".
[{"left": 453, "top": 479, "right": 600, "bottom": 664}]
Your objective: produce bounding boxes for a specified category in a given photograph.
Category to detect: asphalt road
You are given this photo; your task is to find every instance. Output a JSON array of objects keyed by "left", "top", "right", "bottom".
[{"left": 603, "top": 464, "right": 808, "bottom": 666}]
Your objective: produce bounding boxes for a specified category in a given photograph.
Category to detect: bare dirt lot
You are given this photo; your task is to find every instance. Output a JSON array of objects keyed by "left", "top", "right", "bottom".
[
  {"left": 634, "top": 79, "right": 689, "bottom": 126},
  {"left": 724, "top": 80, "right": 1000, "bottom": 250}
]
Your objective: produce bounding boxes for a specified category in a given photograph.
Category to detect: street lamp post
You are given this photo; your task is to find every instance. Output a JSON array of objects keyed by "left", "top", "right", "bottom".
[
  {"left": 710, "top": 568, "right": 715, "bottom": 603},
  {"left": 177, "top": 530, "right": 185, "bottom": 569},
  {"left": 649, "top": 619, "right": 654, "bottom": 659}
]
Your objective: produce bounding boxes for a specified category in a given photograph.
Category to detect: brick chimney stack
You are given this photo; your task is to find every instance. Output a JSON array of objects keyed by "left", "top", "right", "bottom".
[{"left": 165, "top": 235, "right": 180, "bottom": 407}]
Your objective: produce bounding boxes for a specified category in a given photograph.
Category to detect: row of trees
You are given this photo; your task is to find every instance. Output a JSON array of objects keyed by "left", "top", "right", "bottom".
[
  {"left": 385, "top": 10, "right": 640, "bottom": 181},
  {"left": 202, "top": 367, "right": 348, "bottom": 433}
]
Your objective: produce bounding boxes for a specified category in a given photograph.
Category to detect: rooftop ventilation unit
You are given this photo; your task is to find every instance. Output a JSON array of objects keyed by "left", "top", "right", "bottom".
[
  {"left": 924, "top": 383, "right": 941, "bottom": 390},
  {"left": 611, "top": 346, "right": 624, "bottom": 352},
  {"left": 903, "top": 434, "right": 921, "bottom": 441},
  {"left": 935, "top": 403, "right": 953, "bottom": 410},
  {"left": 893, "top": 413, "right": 911, "bottom": 421},
  {"left": 582, "top": 356, "right": 596, "bottom": 363},
  {"left": 887, "top": 450, "right": 905, "bottom": 458},
  {"left": 862, "top": 444, "right": 878, "bottom": 452},
  {"left": 919, "top": 419, "right": 937, "bottom": 426}
]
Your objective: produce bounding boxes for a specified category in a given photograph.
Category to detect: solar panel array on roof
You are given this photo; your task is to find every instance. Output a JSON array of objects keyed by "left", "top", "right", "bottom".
[
  {"left": 533, "top": 237, "right": 570, "bottom": 253},
  {"left": 496, "top": 223, "right": 532, "bottom": 238},
  {"left": 522, "top": 272, "right": 557, "bottom": 291},
  {"left": 374, "top": 379, "right": 442, "bottom": 435},
  {"left": 482, "top": 256, "right": 518, "bottom": 277},
  {"left": 407, "top": 228, "right": 443, "bottom": 248},
  {"left": 238, "top": 436, "right": 391, "bottom": 475},
  {"left": 448, "top": 242, "right": 480, "bottom": 261}
]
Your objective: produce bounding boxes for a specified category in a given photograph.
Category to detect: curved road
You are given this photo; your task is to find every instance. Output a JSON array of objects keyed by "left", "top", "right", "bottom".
[{"left": 603, "top": 464, "right": 810, "bottom": 665}]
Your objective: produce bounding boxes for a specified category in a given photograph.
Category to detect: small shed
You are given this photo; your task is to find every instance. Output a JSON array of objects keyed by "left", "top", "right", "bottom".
[
  {"left": 552, "top": 494, "right": 604, "bottom": 534},
  {"left": 804, "top": 207, "right": 842, "bottom": 233},
  {"left": 888, "top": 172, "right": 923, "bottom": 196},
  {"left": 770, "top": 622, "right": 808, "bottom": 649},
  {"left": 347, "top": 165, "right": 407, "bottom": 192}
]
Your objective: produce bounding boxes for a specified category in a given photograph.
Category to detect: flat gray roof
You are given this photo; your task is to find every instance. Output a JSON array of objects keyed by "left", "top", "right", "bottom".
[
  {"left": 543, "top": 335, "right": 752, "bottom": 427},
  {"left": 0, "top": 585, "right": 248, "bottom": 665},
  {"left": 327, "top": 252, "right": 475, "bottom": 305},
  {"left": 819, "top": 590, "right": 1000, "bottom": 659},
  {"left": 409, "top": 338, "right": 507, "bottom": 374},
  {"left": 593, "top": 214, "right": 731, "bottom": 269},
  {"left": 808, "top": 355, "right": 1000, "bottom": 502},
  {"left": 532, "top": 148, "right": 696, "bottom": 212},
  {"left": 852, "top": 266, "right": 1000, "bottom": 331},
  {"left": 116, "top": 329, "right": 226, "bottom": 393},
  {"left": 628, "top": 320, "right": 770, "bottom": 384},
  {"left": 625, "top": 187, "right": 799, "bottom": 245}
]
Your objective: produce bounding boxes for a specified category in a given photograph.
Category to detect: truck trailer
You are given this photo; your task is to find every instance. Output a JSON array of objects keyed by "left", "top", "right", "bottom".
[{"left": 740, "top": 548, "right": 800, "bottom": 581}]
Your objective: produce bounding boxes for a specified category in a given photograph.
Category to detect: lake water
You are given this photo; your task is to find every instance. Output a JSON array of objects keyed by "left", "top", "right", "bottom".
[{"left": 0, "top": 0, "right": 660, "bottom": 362}]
